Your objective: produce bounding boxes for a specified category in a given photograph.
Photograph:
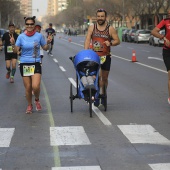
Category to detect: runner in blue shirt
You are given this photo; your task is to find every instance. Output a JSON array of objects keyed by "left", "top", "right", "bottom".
[{"left": 10, "top": 16, "right": 52, "bottom": 114}]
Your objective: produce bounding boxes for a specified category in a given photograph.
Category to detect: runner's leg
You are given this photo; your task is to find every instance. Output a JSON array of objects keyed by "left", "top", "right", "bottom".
[
  {"left": 6, "top": 60, "right": 11, "bottom": 79},
  {"left": 23, "top": 76, "right": 32, "bottom": 105},
  {"left": 32, "top": 73, "right": 41, "bottom": 100},
  {"left": 11, "top": 58, "right": 17, "bottom": 76},
  {"left": 99, "top": 69, "right": 109, "bottom": 94}
]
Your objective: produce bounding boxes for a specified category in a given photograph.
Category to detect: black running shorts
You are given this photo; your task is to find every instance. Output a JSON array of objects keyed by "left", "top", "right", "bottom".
[
  {"left": 100, "top": 55, "right": 111, "bottom": 71},
  {"left": 19, "top": 62, "right": 42, "bottom": 77},
  {"left": 163, "top": 49, "right": 170, "bottom": 71},
  {"left": 5, "top": 53, "right": 18, "bottom": 60}
]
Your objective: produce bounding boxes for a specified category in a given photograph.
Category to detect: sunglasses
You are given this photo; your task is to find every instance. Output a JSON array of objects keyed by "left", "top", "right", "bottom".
[{"left": 25, "top": 23, "right": 34, "bottom": 26}]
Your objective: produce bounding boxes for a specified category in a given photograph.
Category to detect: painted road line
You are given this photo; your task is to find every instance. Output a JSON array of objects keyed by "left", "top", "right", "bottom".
[
  {"left": 111, "top": 54, "right": 131, "bottom": 62},
  {"left": 118, "top": 125, "right": 170, "bottom": 145},
  {"left": 41, "top": 81, "right": 61, "bottom": 167},
  {"left": 149, "top": 163, "right": 170, "bottom": 170},
  {"left": 136, "top": 62, "right": 167, "bottom": 73},
  {"left": 0, "top": 128, "right": 15, "bottom": 147},
  {"left": 59, "top": 66, "right": 66, "bottom": 72},
  {"left": 71, "top": 42, "right": 83, "bottom": 47},
  {"left": 53, "top": 58, "right": 58, "bottom": 63},
  {"left": 92, "top": 105, "right": 112, "bottom": 126},
  {"left": 68, "top": 78, "right": 112, "bottom": 126},
  {"left": 141, "top": 50, "right": 150, "bottom": 53},
  {"left": 52, "top": 166, "right": 101, "bottom": 170},
  {"left": 148, "top": 57, "right": 163, "bottom": 61},
  {"left": 68, "top": 78, "right": 77, "bottom": 88},
  {"left": 50, "top": 126, "right": 91, "bottom": 146},
  {"left": 111, "top": 54, "right": 167, "bottom": 73}
]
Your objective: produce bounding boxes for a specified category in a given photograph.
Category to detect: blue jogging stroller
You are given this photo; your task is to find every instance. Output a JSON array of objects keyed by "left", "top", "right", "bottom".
[{"left": 69, "top": 49, "right": 107, "bottom": 117}]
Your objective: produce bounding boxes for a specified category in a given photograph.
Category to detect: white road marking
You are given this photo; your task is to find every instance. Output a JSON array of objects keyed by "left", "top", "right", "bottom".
[
  {"left": 68, "top": 78, "right": 112, "bottom": 126},
  {"left": 148, "top": 57, "right": 163, "bottom": 61},
  {"left": 0, "top": 128, "right": 15, "bottom": 147},
  {"left": 118, "top": 125, "right": 170, "bottom": 145},
  {"left": 59, "top": 66, "right": 66, "bottom": 72},
  {"left": 111, "top": 54, "right": 167, "bottom": 73},
  {"left": 50, "top": 126, "right": 91, "bottom": 146},
  {"left": 71, "top": 42, "right": 83, "bottom": 47},
  {"left": 92, "top": 105, "right": 112, "bottom": 126},
  {"left": 141, "top": 50, "right": 150, "bottom": 52},
  {"left": 111, "top": 54, "right": 131, "bottom": 62},
  {"left": 68, "top": 78, "right": 77, "bottom": 88},
  {"left": 52, "top": 166, "right": 101, "bottom": 170},
  {"left": 136, "top": 62, "right": 167, "bottom": 73},
  {"left": 149, "top": 163, "right": 170, "bottom": 170},
  {"left": 53, "top": 58, "right": 58, "bottom": 63}
]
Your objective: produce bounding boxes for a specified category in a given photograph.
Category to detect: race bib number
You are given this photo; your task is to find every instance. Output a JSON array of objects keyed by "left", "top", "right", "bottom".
[
  {"left": 100, "top": 56, "right": 106, "bottom": 64},
  {"left": 23, "top": 65, "right": 35, "bottom": 76},
  {"left": 7, "top": 46, "right": 13, "bottom": 53}
]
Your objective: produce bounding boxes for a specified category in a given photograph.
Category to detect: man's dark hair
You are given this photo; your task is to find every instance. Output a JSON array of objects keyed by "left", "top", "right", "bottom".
[{"left": 96, "top": 8, "right": 107, "bottom": 17}]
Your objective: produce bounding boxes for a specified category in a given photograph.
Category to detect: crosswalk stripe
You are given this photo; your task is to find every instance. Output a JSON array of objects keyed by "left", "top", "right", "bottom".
[
  {"left": 50, "top": 126, "right": 91, "bottom": 146},
  {"left": 149, "top": 163, "right": 170, "bottom": 170},
  {"left": 52, "top": 166, "right": 101, "bottom": 170},
  {"left": 0, "top": 128, "right": 15, "bottom": 147},
  {"left": 118, "top": 125, "right": 170, "bottom": 145}
]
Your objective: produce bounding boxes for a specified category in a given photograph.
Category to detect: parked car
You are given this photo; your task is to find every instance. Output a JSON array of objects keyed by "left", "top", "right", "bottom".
[
  {"left": 122, "top": 29, "right": 130, "bottom": 42},
  {"left": 134, "top": 29, "right": 151, "bottom": 43},
  {"left": 127, "top": 29, "right": 137, "bottom": 42},
  {"left": 153, "top": 30, "right": 165, "bottom": 46}
]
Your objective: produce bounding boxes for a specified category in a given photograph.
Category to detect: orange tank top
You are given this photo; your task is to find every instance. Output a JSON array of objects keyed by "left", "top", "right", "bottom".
[{"left": 92, "top": 23, "right": 111, "bottom": 56}]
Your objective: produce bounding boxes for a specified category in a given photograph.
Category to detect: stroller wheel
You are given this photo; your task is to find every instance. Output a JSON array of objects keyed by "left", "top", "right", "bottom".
[
  {"left": 70, "top": 83, "right": 73, "bottom": 112},
  {"left": 89, "top": 88, "right": 93, "bottom": 117}
]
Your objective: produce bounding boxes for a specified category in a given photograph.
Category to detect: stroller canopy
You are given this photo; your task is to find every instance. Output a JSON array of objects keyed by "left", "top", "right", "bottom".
[{"left": 74, "top": 49, "right": 100, "bottom": 67}]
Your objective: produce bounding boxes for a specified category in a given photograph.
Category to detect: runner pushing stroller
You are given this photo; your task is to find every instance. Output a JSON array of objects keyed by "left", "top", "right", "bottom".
[{"left": 69, "top": 49, "right": 107, "bottom": 117}]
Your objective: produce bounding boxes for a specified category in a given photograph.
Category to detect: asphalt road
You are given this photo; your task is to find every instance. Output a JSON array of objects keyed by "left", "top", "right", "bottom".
[{"left": 0, "top": 33, "right": 170, "bottom": 170}]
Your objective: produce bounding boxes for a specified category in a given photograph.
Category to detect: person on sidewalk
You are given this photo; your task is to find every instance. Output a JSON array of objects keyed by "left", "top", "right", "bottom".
[
  {"left": 0, "top": 22, "right": 18, "bottom": 83},
  {"left": 10, "top": 16, "right": 52, "bottom": 114}
]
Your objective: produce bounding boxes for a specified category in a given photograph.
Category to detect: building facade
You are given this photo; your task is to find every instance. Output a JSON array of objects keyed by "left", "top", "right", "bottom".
[
  {"left": 20, "top": 0, "right": 32, "bottom": 16},
  {"left": 47, "top": 0, "right": 67, "bottom": 16}
]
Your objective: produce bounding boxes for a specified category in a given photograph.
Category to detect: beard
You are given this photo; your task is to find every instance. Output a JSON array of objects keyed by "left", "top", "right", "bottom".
[{"left": 97, "top": 20, "right": 105, "bottom": 25}]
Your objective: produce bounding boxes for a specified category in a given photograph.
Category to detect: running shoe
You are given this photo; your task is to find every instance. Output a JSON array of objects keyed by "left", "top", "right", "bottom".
[
  {"left": 10, "top": 77, "right": 14, "bottom": 83},
  {"left": 6, "top": 72, "right": 10, "bottom": 79},
  {"left": 168, "top": 97, "right": 170, "bottom": 104},
  {"left": 26, "top": 104, "right": 33, "bottom": 114},
  {"left": 34, "top": 99, "right": 42, "bottom": 111},
  {"left": 94, "top": 98, "right": 100, "bottom": 107},
  {"left": 50, "top": 53, "right": 53, "bottom": 56}
]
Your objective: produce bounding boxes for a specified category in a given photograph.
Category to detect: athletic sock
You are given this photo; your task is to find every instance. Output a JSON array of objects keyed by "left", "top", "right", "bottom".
[
  {"left": 6, "top": 67, "right": 11, "bottom": 73},
  {"left": 11, "top": 68, "right": 16, "bottom": 77}
]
